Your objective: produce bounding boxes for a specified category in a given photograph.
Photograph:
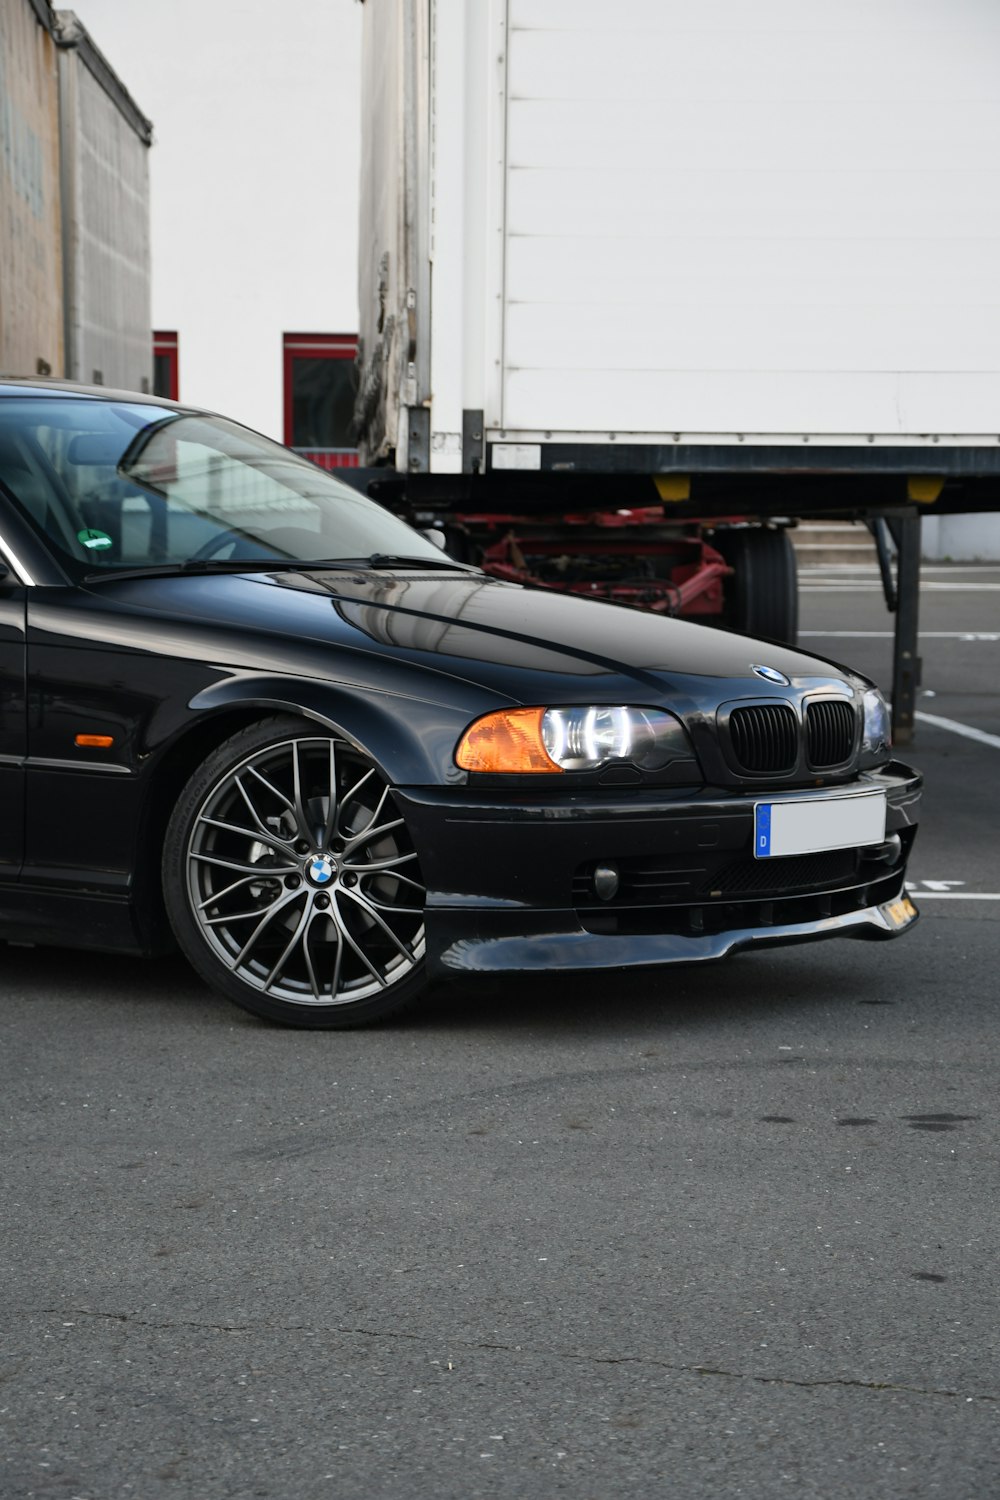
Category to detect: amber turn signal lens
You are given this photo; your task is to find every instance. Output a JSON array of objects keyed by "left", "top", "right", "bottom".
[
  {"left": 74, "top": 734, "right": 114, "bottom": 749},
  {"left": 455, "top": 707, "right": 562, "bottom": 773}
]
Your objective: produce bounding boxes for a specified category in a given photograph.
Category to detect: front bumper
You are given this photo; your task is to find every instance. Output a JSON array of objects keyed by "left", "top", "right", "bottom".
[{"left": 396, "top": 762, "right": 921, "bottom": 979}]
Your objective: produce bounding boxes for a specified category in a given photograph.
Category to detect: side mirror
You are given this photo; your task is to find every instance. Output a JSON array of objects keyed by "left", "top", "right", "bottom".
[{"left": 419, "top": 527, "right": 448, "bottom": 551}]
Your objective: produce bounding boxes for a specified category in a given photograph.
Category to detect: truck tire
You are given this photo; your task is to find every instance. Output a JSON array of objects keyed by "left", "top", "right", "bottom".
[{"left": 716, "top": 527, "right": 799, "bottom": 646}]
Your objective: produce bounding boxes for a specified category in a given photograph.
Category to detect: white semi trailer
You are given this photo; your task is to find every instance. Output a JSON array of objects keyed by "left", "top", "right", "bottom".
[{"left": 353, "top": 0, "right": 1000, "bottom": 730}]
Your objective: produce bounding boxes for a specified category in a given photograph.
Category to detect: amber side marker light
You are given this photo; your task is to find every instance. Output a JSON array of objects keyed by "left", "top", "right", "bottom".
[
  {"left": 74, "top": 734, "right": 114, "bottom": 749},
  {"left": 455, "top": 707, "right": 563, "bottom": 773}
]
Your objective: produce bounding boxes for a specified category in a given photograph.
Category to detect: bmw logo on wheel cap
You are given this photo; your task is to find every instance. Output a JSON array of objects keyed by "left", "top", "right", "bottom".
[
  {"left": 752, "top": 664, "right": 790, "bottom": 685},
  {"left": 308, "top": 854, "right": 335, "bottom": 885}
]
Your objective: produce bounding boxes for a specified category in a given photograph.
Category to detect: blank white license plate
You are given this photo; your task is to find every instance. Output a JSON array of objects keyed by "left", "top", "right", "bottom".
[{"left": 753, "top": 791, "right": 886, "bottom": 859}]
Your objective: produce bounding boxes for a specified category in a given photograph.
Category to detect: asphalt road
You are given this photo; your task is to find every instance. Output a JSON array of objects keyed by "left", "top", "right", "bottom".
[{"left": 3, "top": 564, "right": 1000, "bottom": 1500}]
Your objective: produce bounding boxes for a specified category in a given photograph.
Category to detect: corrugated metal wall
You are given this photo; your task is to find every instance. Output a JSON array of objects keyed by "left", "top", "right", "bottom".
[
  {"left": 58, "top": 19, "right": 152, "bottom": 392},
  {"left": 0, "top": 0, "right": 64, "bottom": 377}
]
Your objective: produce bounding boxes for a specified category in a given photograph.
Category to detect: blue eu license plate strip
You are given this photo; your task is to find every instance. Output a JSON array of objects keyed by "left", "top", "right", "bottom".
[{"left": 755, "top": 803, "right": 772, "bottom": 857}]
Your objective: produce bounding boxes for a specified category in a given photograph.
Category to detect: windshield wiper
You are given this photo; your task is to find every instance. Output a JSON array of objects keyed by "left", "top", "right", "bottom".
[
  {"left": 83, "top": 558, "right": 378, "bottom": 584},
  {"left": 84, "top": 553, "right": 478, "bottom": 584},
  {"left": 85, "top": 560, "right": 242, "bottom": 582},
  {"left": 365, "top": 553, "right": 476, "bottom": 571}
]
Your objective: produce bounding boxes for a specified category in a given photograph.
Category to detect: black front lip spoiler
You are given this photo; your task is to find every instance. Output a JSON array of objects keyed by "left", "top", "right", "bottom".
[{"left": 429, "top": 878, "right": 918, "bottom": 978}]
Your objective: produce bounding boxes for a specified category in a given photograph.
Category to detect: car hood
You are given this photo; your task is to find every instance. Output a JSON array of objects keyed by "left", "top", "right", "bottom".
[{"left": 86, "top": 565, "right": 862, "bottom": 706}]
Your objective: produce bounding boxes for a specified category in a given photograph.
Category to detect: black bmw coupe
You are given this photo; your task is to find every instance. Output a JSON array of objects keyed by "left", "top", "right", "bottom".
[{"left": 0, "top": 382, "right": 921, "bottom": 1026}]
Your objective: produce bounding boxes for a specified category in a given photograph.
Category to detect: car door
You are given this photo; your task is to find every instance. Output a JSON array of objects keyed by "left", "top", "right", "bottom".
[{"left": 0, "top": 541, "right": 27, "bottom": 876}]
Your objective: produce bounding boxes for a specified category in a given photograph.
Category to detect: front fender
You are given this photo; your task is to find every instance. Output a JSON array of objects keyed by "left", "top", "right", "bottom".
[{"left": 188, "top": 671, "right": 474, "bottom": 787}]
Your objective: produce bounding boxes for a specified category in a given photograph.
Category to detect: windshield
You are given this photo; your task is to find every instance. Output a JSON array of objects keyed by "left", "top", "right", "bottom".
[{"left": 0, "top": 398, "right": 447, "bottom": 577}]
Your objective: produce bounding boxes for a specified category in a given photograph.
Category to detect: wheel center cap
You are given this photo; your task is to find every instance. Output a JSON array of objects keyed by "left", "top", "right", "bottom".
[{"left": 306, "top": 854, "right": 336, "bottom": 886}]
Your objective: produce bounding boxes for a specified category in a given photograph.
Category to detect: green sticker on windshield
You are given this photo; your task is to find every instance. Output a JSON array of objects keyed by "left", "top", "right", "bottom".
[{"left": 77, "top": 528, "right": 113, "bottom": 551}]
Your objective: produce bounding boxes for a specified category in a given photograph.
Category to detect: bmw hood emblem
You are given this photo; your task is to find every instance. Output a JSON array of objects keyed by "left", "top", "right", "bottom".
[
  {"left": 752, "top": 664, "right": 790, "bottom": 685},
  {"left": 308, "top": 855, "right": 335, "bottom": 885}
]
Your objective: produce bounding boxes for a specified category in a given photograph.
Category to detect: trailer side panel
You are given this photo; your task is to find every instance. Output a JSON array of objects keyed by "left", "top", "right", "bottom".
[
  {"left": 0, "top": 0, "right": 63, "bottom": 379},
  {"left": 500, "top": 0, "right": 1000, "bottom": 441},
  {"left": 56, "top": 12, "right": 152, "bottom": 394}
]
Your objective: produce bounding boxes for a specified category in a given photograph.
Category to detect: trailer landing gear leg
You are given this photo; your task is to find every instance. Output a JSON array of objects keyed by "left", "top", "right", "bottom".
[{"left": 877, "top": 514, "right": 922, "bottom": 746}]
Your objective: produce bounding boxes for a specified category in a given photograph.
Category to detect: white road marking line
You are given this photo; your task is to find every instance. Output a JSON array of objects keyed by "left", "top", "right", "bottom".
[
  {"left": 800, "top": 631, "right": 1000, "bottom": 640},
  {"left": 799, "top": 563, "right": 1000, "bottom": 570},
  {"left": 914, "top": 710, "right": 1000, "bottom": 750},
  {"left": 913, "top": 892, "right": 1000, "bottom": 900},
  {"left": 801, "top": 583, "right": 1000, "bottom": 591}
]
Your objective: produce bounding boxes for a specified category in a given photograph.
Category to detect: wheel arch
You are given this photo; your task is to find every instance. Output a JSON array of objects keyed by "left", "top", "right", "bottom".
[
  {"left": 131, "top": 674, "right": 467, "bottom": 950},
  {"left": 184, "top": 674, "right": 467, "bottom": 786}
]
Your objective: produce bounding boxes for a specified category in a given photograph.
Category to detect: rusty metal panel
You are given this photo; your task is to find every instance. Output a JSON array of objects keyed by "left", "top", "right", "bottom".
[
  {"left": 0, "top": 0, "right": 64, "bottom": 377},
  {"left": 356, "top": 0, "right": 431, "bottom": 467},
  {"left": 56, "top": 12, "right": 151, "bottom": 393}
]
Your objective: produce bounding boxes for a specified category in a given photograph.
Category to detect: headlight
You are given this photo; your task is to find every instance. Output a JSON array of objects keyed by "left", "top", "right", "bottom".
[
  {"left": 861, "top": 688, "right": 892, "bottom": 764},
  {"left": 455, "top": 705, "right": 694, "bottom": 774}
]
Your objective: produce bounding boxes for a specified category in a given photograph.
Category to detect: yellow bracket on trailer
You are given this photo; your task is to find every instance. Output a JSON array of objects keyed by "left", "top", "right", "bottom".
[
  {"left": 907, "top": 476, "right": 945, "bottom": 504},
  {"left": 654, "top": 474, "right": 691, "bottom": 502}
]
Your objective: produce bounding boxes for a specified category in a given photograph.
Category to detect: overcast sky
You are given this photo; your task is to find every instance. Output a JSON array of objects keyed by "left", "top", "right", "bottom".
[{"left": 73, "top": 0, "right": 363, "bottom": 434}]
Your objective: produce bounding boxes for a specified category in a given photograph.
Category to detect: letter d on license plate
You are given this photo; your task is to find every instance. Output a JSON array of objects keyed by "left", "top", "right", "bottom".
[{"left": 754, "top": 790, "right": 886, "bottom": 858}]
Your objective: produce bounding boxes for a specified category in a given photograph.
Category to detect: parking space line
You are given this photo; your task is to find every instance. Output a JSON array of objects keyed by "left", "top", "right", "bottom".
[
  {"left": 800, "top": 631, "right": 1000, "bottom": 640},
  {"left": 913, "top": 892, "right": 1000, "bottom": 900},
  {"left": 914, "top": 711, "right": 1000, "bottom": 750},
  {"left": 800, "top": 583, "right": 1000, "bottom": 592}
]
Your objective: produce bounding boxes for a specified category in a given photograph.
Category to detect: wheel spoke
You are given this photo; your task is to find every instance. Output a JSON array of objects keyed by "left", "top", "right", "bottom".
[
  {"left": 191, "top": 852, "right": 297, "bottom": 876},
  {"left": 348, "top": 850, "right": 420, "bottom": 874},
  {"left": 203, "top": 905, "right": 277, "bottom": 926},
  {"left": 246, "top": 763, "right": 294, "bottom": 813},
  {"left": 337, "top": 917, "right": 387, "bottom": 989},
  {"left": 302, "top": 913, "right": 323, "bottom": 1001},
  {"left": 329, "top": 923, "right": 344, "bottom": 999},
  {"left": 365, "top": 869, "right": 426, "bottom": 896},
  {"left": 343, "top": 783, "right": 391, "bottom": 845},
  {"left": 357, "top": 894, "right": 423, "bottom": 915},
  {"left": 196, "top": 873, "right": 259, "bottom": 910},
  {"left": 321, "top": 739, "right": 339, "bottom": 848},
  {"left": 290, "top": 739, "right": 310, "bottom": 842},
  {"left": 340, "top": 887, "right": 417, "bottom": 963},
  {"left": 366, "top": 783, "right": 391, "bottom": 828},
  {"left": 234, "top": 773, "right": 291, "bottom": 843},
  {"left": 234, "top": 887, "right": 304, "bottom": 968},
  {"left": 197, "top": 813, "right": 291, "bottom": 850},
  {"left": 345, "top": 816, "right": 405, "bottom": 853},
  {"left": 337, "top": 766, "right": 375, "bottom": 834},
  {"left": 263, "top": 899, "right": 313, "bottom": 992}
]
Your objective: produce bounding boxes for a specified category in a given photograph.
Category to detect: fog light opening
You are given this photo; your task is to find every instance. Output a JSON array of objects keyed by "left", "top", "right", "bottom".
[
  {"left": 593, "top": 862, "right": 620, "bottom": 902},
  {"left": 865, "top": 833, "right": 902, "bottom": 866}
]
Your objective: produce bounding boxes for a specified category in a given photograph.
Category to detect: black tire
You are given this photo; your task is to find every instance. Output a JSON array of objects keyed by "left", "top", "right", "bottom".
[
  {"left": 162, "top": 716, "right": 428, "bottom": 1028},
  {"left": 715, "top": 526, "right": 799, "bottom": 645}
]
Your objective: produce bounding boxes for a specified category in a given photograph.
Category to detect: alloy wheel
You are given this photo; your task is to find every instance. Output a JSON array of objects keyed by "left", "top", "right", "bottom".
[{"left": 184, "top": 734, "right": 425, "bottom": 1007}]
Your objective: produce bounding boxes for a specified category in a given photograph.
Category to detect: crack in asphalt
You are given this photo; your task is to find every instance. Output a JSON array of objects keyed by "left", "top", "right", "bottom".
[{"left": 38, "top": 1308, "right": 997, "bottom": 1406}]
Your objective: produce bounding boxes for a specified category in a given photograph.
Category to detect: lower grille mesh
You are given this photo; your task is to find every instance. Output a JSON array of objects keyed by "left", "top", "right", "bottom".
[{"left": 705, "top": 850, "right": 857, "bottom": 895}]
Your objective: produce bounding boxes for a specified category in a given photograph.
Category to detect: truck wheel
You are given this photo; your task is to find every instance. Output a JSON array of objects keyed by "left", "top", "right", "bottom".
[{"left": 716, "top": 527, "right": 798, "bottom": 645}]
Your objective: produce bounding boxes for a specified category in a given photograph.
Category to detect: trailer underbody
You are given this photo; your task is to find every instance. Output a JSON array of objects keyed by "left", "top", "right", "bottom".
[{"left": 340, "top": 462, "right": 1000, "bottom": 747}]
